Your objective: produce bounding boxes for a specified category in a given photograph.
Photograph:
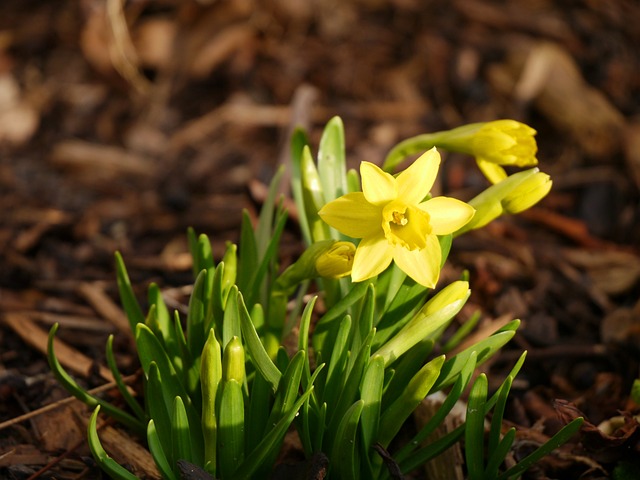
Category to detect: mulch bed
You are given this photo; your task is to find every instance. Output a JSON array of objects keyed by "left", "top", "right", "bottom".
[{"left": 1, "top": 1, "right": 639, "bottom": 478}]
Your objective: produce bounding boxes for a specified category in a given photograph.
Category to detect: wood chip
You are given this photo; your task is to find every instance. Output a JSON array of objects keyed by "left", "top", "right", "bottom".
[{"left": 2, "top": 313, "right": 113, "bottom": 381}]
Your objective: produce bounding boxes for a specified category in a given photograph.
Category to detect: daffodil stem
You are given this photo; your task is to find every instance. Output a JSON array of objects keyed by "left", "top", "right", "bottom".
[{"left": 383, "top": 132, "right": 449, "bottom": 172}]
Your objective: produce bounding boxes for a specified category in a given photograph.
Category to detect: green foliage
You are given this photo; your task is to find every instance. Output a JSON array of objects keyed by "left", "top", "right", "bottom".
[{"left": 48, "top": 116, "right": 578, "bottom": 479}]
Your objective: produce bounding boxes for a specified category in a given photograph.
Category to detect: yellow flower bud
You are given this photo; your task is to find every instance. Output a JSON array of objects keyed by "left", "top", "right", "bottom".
[
  {"left": 315, "top": 241, "right": 355, "bottom": 278},
  {"left": 502, "top": 171, "right": 552, "bottom": 214}
]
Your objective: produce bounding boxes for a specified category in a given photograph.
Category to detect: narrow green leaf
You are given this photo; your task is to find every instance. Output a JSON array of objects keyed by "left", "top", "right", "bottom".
[
  {"left": 395, "top": 351, "right": 478, "bottom": 464},
  {"left": 431, "top": 323, "right": 519, "bottom": 392},
  {"left": 47, "top": 324, "right": 144, "bottom": 436},
  {"left": 290, "top": 126, "right": 312, "bottom": 244},
  {"left": 246, "top": 365, "right": 273, "bottom": 453},
  {"left": 87, "top": 406, "right": 139, "bottom": 480},
  {"left": 466, "top": 374, "right": 488, "bottom": 480},
  {"left": 374, "top": 282, "right": 470, "bottom": 367},
  {"left": 298, "top": 296, "right": 318, "bottom": 388},
  {"left": 256, "top": 165, "right": 285, "bottom": 257},
  {"left": 497, "top": 418, "right": 584, "bottom": 480},
  {"left": 381, "top": 338, "right": 433, "bottom": 411},
  {"left": 330, "top": 400, "right": 364, "bottom": 480},
  {"left": 237, "top": 210, "right": 258, "bottom": 293},
  {"left": 218, "top": 379, "right": 245, "bottom": 478},
  {"left": 246, "top": 208, "right": 288, "bottom": 307},
  {"left": 147, "top": 420, "right": 178, "bottom": 480},
  {"left": 171, "top": 396, "right": 192, "bottom": 465},
  {"left": 322, "top": 315, "right": 352, "bottom": 409},
  {"left": 485, "top": 427, "right": 516, "bottom": 480},
  {"left": 234, "top": 386, "right": 315, "bottom": 480},
  {"left": 301, "top": 145, "right": 331, "bottom": 242},
  {"left": 186, "top": 227, "right": 199, "bottom": 278},
  {"left": 313, "top": 280, "right": 369, "bottom": 357},
  {"left": 237, "top": 291, "right": 282, "bottom": 391},
  {"left": 378, "top": 355, "right": 445, "bottom": 448},
  {"left": 114, "top": 251, "right": 145, "bottom": 332},
  {"left": 146, "top": 362, "right": 173, "bottom": 464},
  {"left": 489, "top": 376, "right": 513, "bottom": 455},
  {"left": 268, "top": 350, "right": 305, "bottom": 426},
  {"left": 441, "top": 310, "right": 482, "bottom": 353},
  {"left": 105, "top": 335, "right": 145, "bottom": 422},
  {"left": 186, "top": 270, "right": 208, "bottom": 360},
  {"left": 317, "top": 116, "right": 347, "bottom": 205},
  {"left": 360, "top": 355, "right": 384, "bottom": 451}
]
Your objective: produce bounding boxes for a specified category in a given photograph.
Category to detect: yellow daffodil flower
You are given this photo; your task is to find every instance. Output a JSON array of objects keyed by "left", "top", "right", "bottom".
[
  {"left": 442, "top": 120, "right": 538, "bottom": 184},
  {"left": 384, "top": 119, "right": 538, "bottom": 185},
  {"left": 318, "top": 148, "right": 475, "bottom": 288}
]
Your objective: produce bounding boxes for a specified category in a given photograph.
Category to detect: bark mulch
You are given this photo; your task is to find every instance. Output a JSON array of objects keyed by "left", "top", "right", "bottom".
[{"left": 1, "top": 1, "right": 639, "bottom": 478}]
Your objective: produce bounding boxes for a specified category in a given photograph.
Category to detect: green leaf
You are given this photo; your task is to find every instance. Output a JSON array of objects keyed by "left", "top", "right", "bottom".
[
  {"left": 237, "top": 210, "right": 258, "bottom": 293},
  {"left": 313, "top": 280, "right": 369, "bottom": 355},
  {"left": 268, "top": 350, "right": 305, "bottom": 426},
  {"left": 318, "top": 116, "right": 347, "bottom": 205},
  {"left": 441, "top": 310, "right": 482, "bottom": 353},
  {"left": 381, "top": 339, "right": 433, "bottom": 412},
  {"left": 485, "top": 427, "right": 516, "bottom": 480},
  {"left": 146, "top": 362, "right": 173, "bottom": 463},
  {"left": 394, "top": 351, "right": 478, "bottom": 464},
  {"left": 256, "top": 165, "right": 285, "bottom": 258},
  {"left": 372, "top": 277, "right": 428, "bottom": 350},
  {"left": 374, "top": 282, "right": 470, "bottom": 367},
  {"left": 187, "top": 270, "right": 208, "bottom": 361},
  {"left": 237, "top": 292, "right": 282, "bottom": 391},
  {"left": 298, "top": 296, "right": 317, "bottom": 388},
  {"left": 246, "top": 208, "right": 288, "bottom": 308},
  {"left": 114, "top": 252, "right": 145, "bottom": 332},
  {"left": 147, "top": 419, "right": 178, "bottom": 480},
  {"left": 431, "top": 321, "right": 519, "bottom": 392},
  {"left": 233, "top": 386, "right": 315, "bottom": 480},
  {"left": 87, "top": 406, "right": 139, "bottom": 480},
  {"left": 218, "top": 379, "right": 245, "bottom": 478},
  {"left": 47, "top": 324, "right": 144, "bottom": 436},
  {"left": 330, "top": 400, "right": 364, "bottom": 480},
  {"left": 322, "top": 315, "right": 352, "bottom": 409},
  {"left": 171, "top": 396, "right": 192, "bottom": 465},
  {"left": 497, "top": 418, "right": 584, "bottom": 480},
  {"left": 290, "top": 126, "right": 312, "bottom": 245},
  {"left": 360, "top": 355, "right": 384, "bottom": 451},
  {"left": 301, "top": 145, "right": 331, "bottom": 242},
  {"left": 245, "top": 364, "right": 273, "bottom": 454},
  {"left": 105, "top": 335, "right": 146, "bottom": 422},
  {"left": 466, "top": 374, "right": 488, "bottom": 480},
  {"left": 377, "top": 355, "right": 445, "bottom": 448}
]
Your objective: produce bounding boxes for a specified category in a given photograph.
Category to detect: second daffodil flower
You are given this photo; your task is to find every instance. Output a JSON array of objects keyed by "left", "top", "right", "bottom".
[{"left": 318, "top": 148, "right": 475, "bottom": 288}]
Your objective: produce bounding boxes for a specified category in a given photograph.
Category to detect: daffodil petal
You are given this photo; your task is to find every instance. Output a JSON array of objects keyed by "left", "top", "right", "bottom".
[
  {"left": 351, "top": 234, "right": 393, "bottom": 282},
  {"left": 361, "top": 161, "right": 397, "bottom": 205},
  {"left": 318, "top": 192, "right": 382, "bottom": 238},
  {"left": 477, "top": 159, "right": 508, "bottom": 184},
  {"left": 419, "top": 197, "right": 475, "bottom": 235},
  {"left": 392, "top": 235, "right": 441, "bottom": 288},
  {"left": 396, "top": 148, "right": 440, "bottom": 205}
]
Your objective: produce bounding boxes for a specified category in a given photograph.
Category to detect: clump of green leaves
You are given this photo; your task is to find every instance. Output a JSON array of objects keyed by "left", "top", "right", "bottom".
[{"left": 48, "top": 117, "right": 581, "bottom": 479}]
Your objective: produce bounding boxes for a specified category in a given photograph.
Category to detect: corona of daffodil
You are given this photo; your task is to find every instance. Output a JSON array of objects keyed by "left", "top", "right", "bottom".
[{"left": 318, "top": 148, "right": 475, "bottom": 288}]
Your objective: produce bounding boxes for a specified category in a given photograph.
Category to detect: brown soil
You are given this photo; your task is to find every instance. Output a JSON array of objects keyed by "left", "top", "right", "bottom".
[{"left": 1, "top": 1, "right": 639, "bottom": 478}]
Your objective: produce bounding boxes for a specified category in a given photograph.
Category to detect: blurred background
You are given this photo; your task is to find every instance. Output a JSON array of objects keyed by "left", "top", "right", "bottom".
[{"left": 1, "top": 0, "right": 639, "bottom": 478}]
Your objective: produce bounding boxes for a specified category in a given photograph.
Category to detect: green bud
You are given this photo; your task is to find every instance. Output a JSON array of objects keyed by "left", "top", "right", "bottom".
[{"left": 222, "top": 336, "right": 245, "bottom": 383}]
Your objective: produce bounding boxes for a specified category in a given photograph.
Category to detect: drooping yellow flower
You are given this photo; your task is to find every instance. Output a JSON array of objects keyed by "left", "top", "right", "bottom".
[
  {"left": 318, "top": 148, "right": 475, "bottom": 288},
  {"left": 440, "top": 120, "right": 538, "bottom": 184}
]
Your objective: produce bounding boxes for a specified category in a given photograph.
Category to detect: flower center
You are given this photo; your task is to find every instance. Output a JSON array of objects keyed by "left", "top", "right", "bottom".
[{"left": 382, "top": 200, "right": 431, "bottom": 250}]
